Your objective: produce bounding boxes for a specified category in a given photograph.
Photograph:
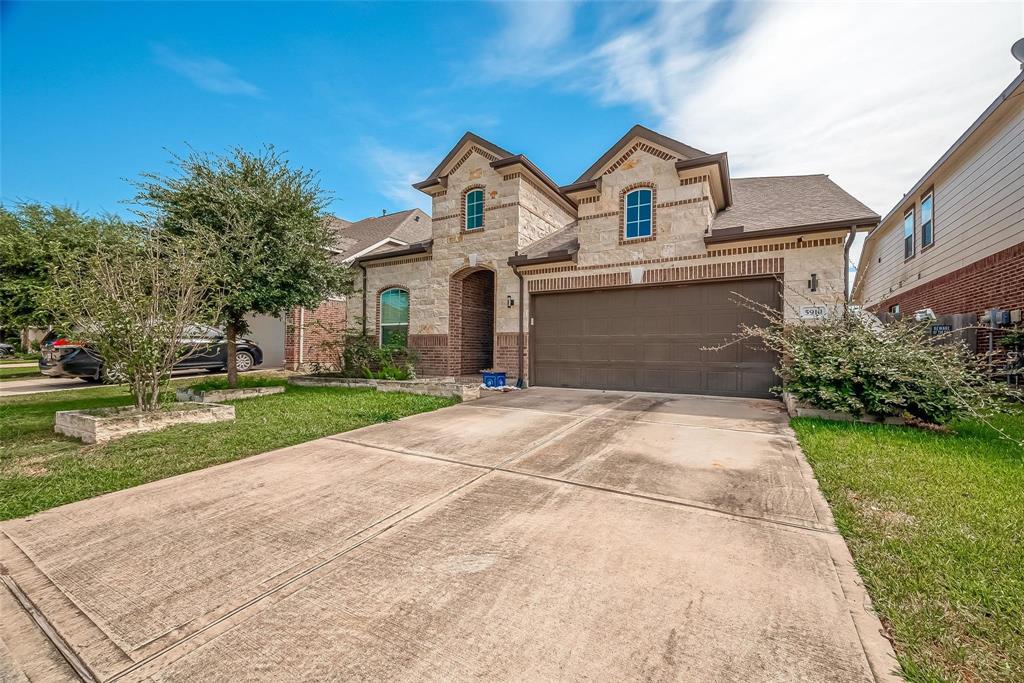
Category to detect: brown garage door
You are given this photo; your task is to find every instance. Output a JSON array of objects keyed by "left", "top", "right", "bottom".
[{"left": 530, "top": 278, "right": 779, "bottom": 398}]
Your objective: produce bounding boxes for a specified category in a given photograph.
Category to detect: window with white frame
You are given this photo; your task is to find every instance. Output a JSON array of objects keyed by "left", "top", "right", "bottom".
[
  {"left": 624, "top": 188, "right": 653, "bottom": 239},
  {"left": 380, "top": 288, "right": 409, "bottom": 346},
  {"left": 921, "top": 192, "right": 934, "bottom": 248},
  {"left": 903, "top": 208, "right": 915, "bottom": 259},
  {"left": 465, "top": 189, "right": 484, "bottom": 230}
]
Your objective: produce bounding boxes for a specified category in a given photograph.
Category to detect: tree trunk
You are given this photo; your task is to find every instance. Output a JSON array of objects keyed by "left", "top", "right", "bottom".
[{"left": 226, "top": 319, "right": 238, "bottom": 388}]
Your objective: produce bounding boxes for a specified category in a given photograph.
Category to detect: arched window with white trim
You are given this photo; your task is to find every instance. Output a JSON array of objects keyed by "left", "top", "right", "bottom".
[
  {"left": 380, "top": 288, "right": 409, "bottom": 346},
  {"left": 465, "top": 189, "right": 484, "bottom": 230},
  {"left": 624, "top": 188, "right": 653, "bottom": 239}
]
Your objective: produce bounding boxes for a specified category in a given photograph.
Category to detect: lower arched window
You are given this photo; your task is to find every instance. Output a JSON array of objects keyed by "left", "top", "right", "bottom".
[{"left": 380, "top": 288, "right": 409, "bottom": 346}]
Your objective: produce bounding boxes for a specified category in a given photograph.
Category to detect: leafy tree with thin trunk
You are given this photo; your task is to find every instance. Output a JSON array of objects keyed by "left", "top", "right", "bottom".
[
  {"left": 0, "top": 204, "right": 126, "bottom": 347},
  {"left": 47, "top": 226, "right": 221, "bottom": 411},
  {"left": 131, "top": 146, "right": 352, "bottom": 387}
]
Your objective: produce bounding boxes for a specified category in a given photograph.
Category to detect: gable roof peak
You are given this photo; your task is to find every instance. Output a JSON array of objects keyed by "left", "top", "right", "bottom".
[
  {"left": 415, "top": 131, "right": 514, "bottom": 190},
  {"left": 573, "top": 124, "right": 709, "bottom": 183}
]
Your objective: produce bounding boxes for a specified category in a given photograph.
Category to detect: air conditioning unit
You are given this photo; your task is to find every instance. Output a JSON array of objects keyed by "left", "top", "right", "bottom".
[{"left": 913, "top": 308, "right": 936, "bottom": 321}]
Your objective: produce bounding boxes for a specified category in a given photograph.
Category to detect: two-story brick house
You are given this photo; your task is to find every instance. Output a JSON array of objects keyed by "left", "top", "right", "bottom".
[{"left": 352, "top": 125, "right": 878, "bottom": 398}]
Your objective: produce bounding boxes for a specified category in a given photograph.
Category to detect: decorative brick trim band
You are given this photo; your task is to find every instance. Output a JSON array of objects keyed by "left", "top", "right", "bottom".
[
  {"left": 619, "top": 181, "right": 657, "bottom": 245},
  {"left": 408, "top": 334, "right": 449, "bottom": 348},
  {"left": 602, "top": 141, "right": 676, "bottom": 176},
  {"left": 450, "top": 145, "right": 499, "bottom": 177},
  {"left": 518, "top": 236, "right": 843, "bottom": 276},
  {"left": 502, "top": 172, "right": 521, "bottom": 181},
  {"left": 579, "top": 210, "right": 619, "bottom": 222},
  {"left": 365, "top": 255, "right": 432, "bottom": 269},
  {"left": 577, "top": 196, "right": 600, "bottom": 205},
  {"left": 527, "top": 257, "right": 784, "bottom": 293},
  {"left": 657, "top": 197, "right": 708, "bottom": 209},
  {"left": 432, "top": 213, "right": 459, "bottom": 222},
  {"left": 495, "top": 332, "right": 525, "bottom": 348},
  {"left": 484, "top": 201, "right": 518, "bottom": 213},
  {"left": 680, "top": 174, "right": 709, "bottom": 187}
]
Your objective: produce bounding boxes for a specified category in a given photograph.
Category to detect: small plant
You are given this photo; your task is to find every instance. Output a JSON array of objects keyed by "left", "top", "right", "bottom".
[{"left": 998, "top": 325, "right": 1024, "bottom": 352}]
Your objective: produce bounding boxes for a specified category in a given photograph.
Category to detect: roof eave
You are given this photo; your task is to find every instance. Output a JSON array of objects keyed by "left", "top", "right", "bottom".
[
  {"left": 675, "top": 153, "right": 732, "bottom": 209},
  {"left": 704, "top": 217, "right": 879, "bottom": 245},
  {"left": 353, "top": 240, "right": 433, "bottom": 264},
  {"left": 490, "top": 155, "right": 578, "bottom": 212},
  {"left": 507, "top": 243, "right": 579, "bottom": 267}
]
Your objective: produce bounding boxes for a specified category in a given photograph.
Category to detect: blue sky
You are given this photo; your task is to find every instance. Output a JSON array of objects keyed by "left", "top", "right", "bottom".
[{"left": 3, "top": 0, "right": 1021, "bottom": 269}]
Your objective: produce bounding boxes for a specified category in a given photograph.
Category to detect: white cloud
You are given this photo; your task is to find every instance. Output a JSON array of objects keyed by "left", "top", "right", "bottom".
[
  {"left": 482, "top": 0, "right": 1023, "bottom": 284},
  {"left": 152, "top": 45, "right": 263, "bottom": 97},
  {"left": 361, "top": 139, "right": 434, "bottom": 214},
  {"left": 480, "top": 1, "right": 580, "bottom": 80}
]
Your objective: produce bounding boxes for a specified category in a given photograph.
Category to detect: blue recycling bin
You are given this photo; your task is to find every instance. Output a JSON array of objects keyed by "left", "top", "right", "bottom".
[{"left": 481, "top": 371, "right": 506, "bottom": 388}]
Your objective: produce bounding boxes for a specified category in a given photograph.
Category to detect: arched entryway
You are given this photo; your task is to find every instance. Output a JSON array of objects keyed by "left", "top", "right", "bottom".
[{"left": 449, "top": 267, "right": 495, "bottom": 376}]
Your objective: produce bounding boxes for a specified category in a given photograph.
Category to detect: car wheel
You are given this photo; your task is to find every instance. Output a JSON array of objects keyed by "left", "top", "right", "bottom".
[
  {"left": 235, "top": 351, "right": 255, "bottom": 372},
  {"left": 101, "top": 363, "right": 127, "bottom": 384}
]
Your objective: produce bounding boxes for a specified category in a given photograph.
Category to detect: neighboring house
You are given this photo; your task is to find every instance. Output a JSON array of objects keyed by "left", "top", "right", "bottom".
[
  {"left": 275, "top": 209, "right": 430, "bottom": 369},
  {"left": 351, "top": 125, "right": 877, "bottom": 398},
  {"left": 853, "top": 67, "right": 1024, "bottom": 323}
]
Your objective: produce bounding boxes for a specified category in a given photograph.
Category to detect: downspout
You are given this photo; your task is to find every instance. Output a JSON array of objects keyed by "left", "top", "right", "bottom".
[
  {"left": 298, "top": 307, "right": 305, "bottom": 366},
  {"left": 358, "top": 261, "right": 368, "bottom": 336},
  {"left": 512, "top": 261, "right": 526, "bottom": 389},
  {"left": 843, "top": 226, "right": 857, "bottom": 310}
]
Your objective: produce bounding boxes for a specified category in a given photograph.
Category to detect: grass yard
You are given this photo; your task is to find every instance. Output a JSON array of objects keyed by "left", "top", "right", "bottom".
[
  {"left": 0, "top": 365, "right": 42, "bottom": 381},
  {"left": 793, "top": 412, "right": 1024, "bottom": 683},
  {"left": 0, "top": 379, "right": 457, "bottom": 521}
]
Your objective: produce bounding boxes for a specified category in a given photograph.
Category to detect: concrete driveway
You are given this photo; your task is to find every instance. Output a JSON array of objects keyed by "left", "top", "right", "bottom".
[{"left": 0, "top": 388, "right": 898, "bottom": 682}]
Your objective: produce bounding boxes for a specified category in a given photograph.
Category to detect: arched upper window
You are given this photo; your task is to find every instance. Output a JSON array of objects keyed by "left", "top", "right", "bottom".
[
  {"left": 380, "top": 288, "right": 409, "bottom": 346},
  {"left": 465, "top": 189, "right": 484, "bottom": 230},
  {"left": 624, "top": 188, "right": 653, "bottom": 239}
]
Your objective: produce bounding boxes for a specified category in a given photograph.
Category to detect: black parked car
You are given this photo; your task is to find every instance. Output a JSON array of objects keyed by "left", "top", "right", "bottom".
[
  {"left": 0, "top": 342, "right": 16, "bottom": 358},
  {"left": 39, "top": 325, "right": 263, "bottom": 382}
]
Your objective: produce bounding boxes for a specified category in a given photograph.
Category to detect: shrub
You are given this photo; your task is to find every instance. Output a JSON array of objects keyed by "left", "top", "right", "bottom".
[
  {"left": 335, "top": 333, "right": 417, "bottom": 380},
  {"left": 708, "top": 294, "right": 1014, "bottom": 424}
]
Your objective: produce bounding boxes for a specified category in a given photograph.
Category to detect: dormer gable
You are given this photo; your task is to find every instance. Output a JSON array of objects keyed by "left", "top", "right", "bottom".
[
  {"left": 563, "top": 125, "right": 732, "bottom": 212},
  {"left": 412, "top": 132, "right": 512, "bottom": 195}
]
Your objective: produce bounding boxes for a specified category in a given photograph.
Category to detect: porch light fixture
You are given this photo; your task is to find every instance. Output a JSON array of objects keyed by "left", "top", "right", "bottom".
[
  {"left": 469, "top": 253, "right": 478, "bottom": 267},
  {"left": 807, "top": 273, "right": 818, "bottom": 292},
  {"left": 507, "top": 295, "right": 515, "bottom": 308},
  {"left": 629, "top": 267, "right": 645, "bottom": 285}
]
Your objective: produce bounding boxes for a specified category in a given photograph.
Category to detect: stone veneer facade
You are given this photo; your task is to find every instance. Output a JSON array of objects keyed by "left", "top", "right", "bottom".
[{"left": 354, "top": 132, "right": 854, "bottom": 385}]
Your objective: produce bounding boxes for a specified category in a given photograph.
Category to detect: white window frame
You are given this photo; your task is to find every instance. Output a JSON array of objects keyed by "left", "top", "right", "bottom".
[
  {"left": 624, "top": 188, "right": 653, "bottom": 239},
  {"left": 903, "top": 208, "right": 915, "bottom": 260},
  {"left": 465, "top": 189, "right": 484, "bottom": 231},
  {"left": 921, "top": 191, "right": 934, "bottom": 248},
  {"left": 379, "top": 287, "right": 410, "bottom": 346}
]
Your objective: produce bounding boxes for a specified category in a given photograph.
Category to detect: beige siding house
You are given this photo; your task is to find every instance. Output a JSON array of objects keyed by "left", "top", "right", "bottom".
[
  {"left": 853, "top": 69, "right": 1024, "bottom": 318},
  {"left": 352, "top": 126, "right": 877, "bottom": 398}
]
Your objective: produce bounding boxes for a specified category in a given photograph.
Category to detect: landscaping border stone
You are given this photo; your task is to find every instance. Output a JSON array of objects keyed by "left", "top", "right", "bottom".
[
  {"left": 176, "top": 386, "right": 285, "bottom": 403},
  {"left": 55, "top": 403, "right": 235, "bottom": 444},
  {"left": 782, "top": 392, "right": 905, "bottom": 425},
  {"left": 288, "top": 376, "right": 479, "bottom": 401}
]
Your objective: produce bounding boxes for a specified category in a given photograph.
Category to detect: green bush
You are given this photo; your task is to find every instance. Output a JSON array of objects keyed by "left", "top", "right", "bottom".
[
  {"left": 335, "top": 333, "right": 417, "bottom": 381},
  {"left": 710, "top": 297, "right": 1014, "bottom": 424}
]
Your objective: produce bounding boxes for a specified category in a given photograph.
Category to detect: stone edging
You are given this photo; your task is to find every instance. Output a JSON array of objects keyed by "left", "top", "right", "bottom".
[
  {"left": 782, "top": 392, "right": 905, "bottom": 425},
  {"left": 55, "top": 403, "right": 235, "bottom": 444},
  {"left": 289, "top": 376, "right": 479, "bottom": 401},
  {"left": 176, "top": 386, "right": 285, "bottom": 403}
]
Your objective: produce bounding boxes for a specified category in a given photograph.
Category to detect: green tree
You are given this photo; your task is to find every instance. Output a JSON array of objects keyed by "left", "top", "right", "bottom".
[
  {"left": 131, "top": 146, "right": 352, "bottom": 387},
  {"left": 0, "top": 204, "right": 128, "bottom": 346},
  {"left": 47, "top": 226, "right": 221, "bottom": 410}
]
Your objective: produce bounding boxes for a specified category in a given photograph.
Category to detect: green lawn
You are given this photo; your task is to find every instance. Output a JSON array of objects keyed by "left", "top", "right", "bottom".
[
  {"left": 0, "top": 379, "right": 457, "bottom": 521},
  {"left": 0, "top": 365, "right": 41, "bottom": 381},
  {"left": 792, "top": 412, "right": 1024, "bottom": 683}
]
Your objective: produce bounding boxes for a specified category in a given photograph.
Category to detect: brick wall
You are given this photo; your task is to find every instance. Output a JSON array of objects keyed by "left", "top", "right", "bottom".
[
  {"left": 459, "top": 270, "right": 495, "bottom": 374},
  {"left": 876, "top": 242, "right": 1024, "bottom": 317},
  {"left": 408, "top": 334, "right": 449, "bottom": 377},
  {"left": 283, "top": 299, "right": 347, "bottom": 370},
  {"left": 494, "top": 331, "right": 526, "bottom": 385}
]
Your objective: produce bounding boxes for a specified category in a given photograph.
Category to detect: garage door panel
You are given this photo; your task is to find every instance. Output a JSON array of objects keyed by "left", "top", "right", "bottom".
[{"left": 531, "top": 279, "right": 780, "bottom": 398}]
